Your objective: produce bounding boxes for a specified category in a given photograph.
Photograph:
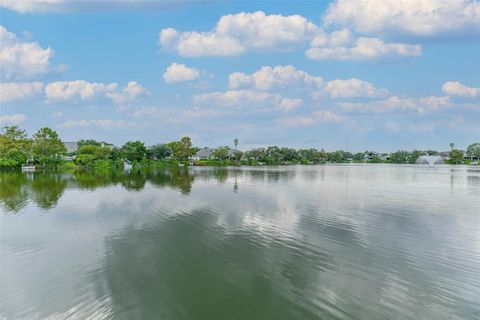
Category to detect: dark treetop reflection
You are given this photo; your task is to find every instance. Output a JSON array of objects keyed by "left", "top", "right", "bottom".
[{"left": 1, "top": 165, "right": 479, "bottom": 320}]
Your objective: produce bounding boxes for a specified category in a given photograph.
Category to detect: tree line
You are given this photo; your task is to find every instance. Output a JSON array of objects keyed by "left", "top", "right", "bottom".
[{"left": 1, "top": 125, "right": 479, "bottom": 168}]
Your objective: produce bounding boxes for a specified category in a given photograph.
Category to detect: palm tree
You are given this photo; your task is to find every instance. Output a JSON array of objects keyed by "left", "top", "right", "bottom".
[
  {"left": 450, "top": 142, "right": 455, "bottom": 150},
  {"left": 234, "top": 138, "right": 239, "bottom": 150}
]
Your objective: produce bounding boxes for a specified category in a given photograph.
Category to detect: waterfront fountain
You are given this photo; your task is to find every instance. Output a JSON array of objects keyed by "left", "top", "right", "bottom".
[{"left": 415, "top": 155, "right": 444, "bottom": 165}]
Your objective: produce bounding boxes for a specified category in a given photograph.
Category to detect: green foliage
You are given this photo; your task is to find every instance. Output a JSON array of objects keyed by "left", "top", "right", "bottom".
[
  {"left": 77, "top": 139, "right": 113, "bottom": 148},
  {"left": 407, "top": 150, "right": 423, "bottom": 164},
  {"left": 121, "top": 141, "right": 147, "bottom": 162},
  {"left": 169, "top": 136, "right": 194, "bottom": 161},
  {"left": 246, "top": 148, "right": 266, "bottom": 162},
  {"left": 449, "top": 149, "right": 464, "bottom": 164},
  {"left": 147, "top": 144, "right": 172, "bottom": 160},
  {"left": 75, "top": 144, "right": 113, "bottom": 166},
  {"left": 78, "top": 145, "right": 98, "bottom": 155},
  {"left": 0, "top": 126, "right": 32, "bottom": 167},
  {"left": 233, "top": 150, "right": 243, "bottom": 161},
  {"left": 75, "top": 154, "right": 97, "bottom": 166},
  {"left": 32, "top": 127, "right": 66, "bottom": 165},
  {"left": 390, "top": 150, "right": 410, "bottom": 163},
  {"left": 1, "top": 124, "right": 478, "bottom": 169},
  {"left": 466, "top": 143, "right": 480, "bottom": 158},
  {"left": 213, "top": 146, "right": 229, "bottom": 160},
  {"left": 353, "top": 152, "right": 364, "bottom": 161}
]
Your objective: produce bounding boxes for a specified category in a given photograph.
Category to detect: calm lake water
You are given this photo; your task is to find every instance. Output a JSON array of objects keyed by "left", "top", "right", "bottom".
[{"left": 1, "top": 165, "right": 479, "bottom": 320}]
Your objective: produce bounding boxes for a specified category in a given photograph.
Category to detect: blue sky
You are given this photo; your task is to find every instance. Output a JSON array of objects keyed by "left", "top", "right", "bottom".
[{"left": 1, "top": 0, "right": 479, "bottom": 152}]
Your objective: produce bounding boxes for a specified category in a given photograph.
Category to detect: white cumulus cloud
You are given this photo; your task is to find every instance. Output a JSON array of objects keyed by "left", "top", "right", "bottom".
[
  {"left": 306, "top": 37, "right": 422, "bottom": 60},
  {"left": 441, "top": 81, "right": 480, "bottom": 98},
  {"left": 0, "top": 25, "right": 57, "bottom": 81},
  {"left": 229, "top": 65, "right": 323, "bottom": 90},
  {"left": 314, "top": 78, "right": 389, "bottom": 99},
  {"left": 159, "top": 11, "right": 319, "bottom": 56},
  {"left": 58, "top": 119, "right": 127, "bottom": 129},
  {"left": 323, "top": 0, "right": 480, "bottom": 38},
  {"left": 337, "top": 95, "right": 452, "bottom": 113},
  {"left": 194, "top": 90, "right": 275, "bottom": 108},
  {"left": 106, "top": 81, "right": 150, "bottom": 104},
  {"left": 277, "top": 98, "right": 303, "bottom": 112},
  {"left": 45, "top": 80, "right": 118, "bottom": 101},
  {"left": 44, "top": 80, "right": 148, "bottom": 104},
  {"left": 0, "top": 113, "right": 27, "bottom": 125},
  {"left": 0, "top": 81, "right": 44, "bottom": 103},
  {"left": 278, "top": 111, "right": 347, "bottom": 127},
  {"left": 163, "top": 63, "right": 199, "bottom": 83}
]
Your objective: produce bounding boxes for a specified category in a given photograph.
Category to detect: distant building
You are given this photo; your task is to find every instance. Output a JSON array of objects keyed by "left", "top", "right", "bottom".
[
  {"left": 192, "top": 147, "right": 237, "bottom": 161},
  {"left": 464, "top": 155, "right": 480, "bottom": 162},
  {"left": 380, "top": 153, "right": 391, "bottom": 161},
  {"left": 63, "top": 142, "right": 78, "bottom": 153},
  {"left": 363, "top": 151, "right": 378, "bottom": 161},
  {"left": 192, "top": 148, "right": 215, "bottom": 161}
]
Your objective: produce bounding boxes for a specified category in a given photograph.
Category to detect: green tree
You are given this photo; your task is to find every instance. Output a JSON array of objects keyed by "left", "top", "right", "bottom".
[
  {"left": 246, "top": 148, "right": 266, "bottom": 162},
  {"left": 147, "top": 144, "right": 172, "bottom": 160},
  {"left": 280, "top": 147, "right": 299, "bottom": 162},
  {"left": 449, "top": 149, "right": 464, "bottom": 164},
  {"left": 298, "top": 149, "right": 321, "bottom": 163},
  {"left": 466, "top": 143, "right": 480, "bottom": 158},
  {"left": 78, "top": 145, "right": 98, "bottom": 155},
  {"left": 3, "top": 125, "right": 27, "bottom": 140},
  {"left": 172, "top": 137, "right": 194, "bottom": 161},
  {"left": 121, "top": 141, "right": 147, "bottom": 162},
  {"left": 390, "top": 150, "right": 409, "bottom": 163},
  {"left": 213, "top": 146, "right": 229, "bottom": 160},
  {"left": 407, "top": 150, "right": 423, "bottom": 164},
  {"left": 0, "top": 126, "right": 32, "bottom": 167},
  {"left": 77, "top": 139, "right": 113, "bottom": 149},
  {"left": 234, "top": 138, "right": 239, "bottom": 150},
  {"left": 32, "top": 127, "right": 66, "bottom": 165},
  {"left": 233, "top": 150, "right": 243, "bottom": 161},
  {"left": 353, "top": 152, "right": 364, "bottom": 162},
  {"left": 75, "top": 145, "right": 112, "bottom": 165},
  {"left": 265, "top": 146, "right": 284, "bottom": 164}
]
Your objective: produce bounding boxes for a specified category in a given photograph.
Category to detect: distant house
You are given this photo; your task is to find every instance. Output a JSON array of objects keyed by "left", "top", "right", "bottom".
[
  {"left": 464, "top": 155, "right": 480, "bottom": 162},
  {"left": 192, "top": 147, "right": 238, "bottom": 161},
  {"left": 192, "top": 148, "right": 215, "bottom": 161},
  {"left": 363, "top": 151, "right": 378, "bottom": 161},
  {"left": 63, "top": 142, "right": 78, "bottom": 153},
  {"left": 380, "top": 153, "right": 391, "bottom": 161}
]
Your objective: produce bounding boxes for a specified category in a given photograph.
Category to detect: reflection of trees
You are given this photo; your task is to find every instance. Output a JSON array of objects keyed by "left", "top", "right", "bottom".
[
  {"left": 74, "top": 170, "right": 118, "bottom": 189},
  {"left": 120, "top": 169, "right": 147, "bottom": 191},
  {"left": 0, "top": 168, "right": 199, "bottom": 213},
  {"left": 96, "top": 209, "right": 333, "bottom": 319},
  {"left": 193, "top": 168, "right": 230, "bottom": 183},
  {"left": 0, "top": 171, "right": 67, "bottom": 211},
  {"left": 242, "top": 168, "right": 296, "bottom": 183},
  {"left": 30, "top": 172, "right": 68, "bottom": 210},
  {"left": 0, "top": 171, "right": 29, "bottom": 212},
  {"left": 74, "top": 169, "right": 147, "bottom": 191},
  {"left": 147, "top": 167, "right": 194, "bottom": 194}
]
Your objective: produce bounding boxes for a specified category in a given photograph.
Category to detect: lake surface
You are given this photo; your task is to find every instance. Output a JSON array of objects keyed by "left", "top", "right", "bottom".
[{"left": 1, "top": 165, "right": 479, "bottom": 320}]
